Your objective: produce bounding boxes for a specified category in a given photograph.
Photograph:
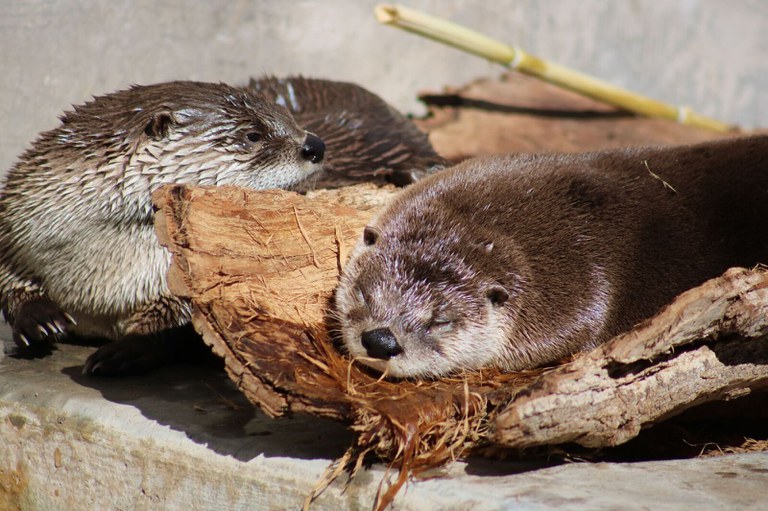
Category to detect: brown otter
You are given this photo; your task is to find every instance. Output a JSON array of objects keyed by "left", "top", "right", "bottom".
[
  {"left": 247, "top": 76, "right": 448, "bottom": 187},
  {"left": 333, "top": 136, "right": 768, "bottom": 378},
  {"left": 0, "top": 80, "right": 326, "bottom": 374}
]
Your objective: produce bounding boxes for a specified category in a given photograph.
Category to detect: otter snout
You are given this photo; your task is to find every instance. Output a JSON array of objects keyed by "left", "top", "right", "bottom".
[
  {"left": 301, "top": 133, "right": 325, "bottom": 164},
  {"left": 361, "top": 327, "right": 402, "bottom": 360}
]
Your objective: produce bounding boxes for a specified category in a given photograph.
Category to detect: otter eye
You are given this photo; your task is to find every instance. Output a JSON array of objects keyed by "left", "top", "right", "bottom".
[
  {"left": 245, "top": 131, "right": 262, "bottom": 143},
  {"left": 486, "top": 285, "right": 510, "bottom": 306},
  {"left": 427, "top": 316, "right": 453, "bottom": 334},
  {"left": 363, "top": 227, "right": 379, "bottom": 246},
  {"left": 145, "top": 111, "right": 174, "bottom": 141}
]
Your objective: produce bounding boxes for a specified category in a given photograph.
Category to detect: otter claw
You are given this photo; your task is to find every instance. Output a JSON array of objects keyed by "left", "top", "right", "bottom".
[
  {"left": 50, "top": 321, "right": 66, "bottom": 334},
  {"left": 83, "top": 360, "right": 102, "bottom": 375},
  {"left": 12, "top": 298, "right": 74, "bottom": 350}
]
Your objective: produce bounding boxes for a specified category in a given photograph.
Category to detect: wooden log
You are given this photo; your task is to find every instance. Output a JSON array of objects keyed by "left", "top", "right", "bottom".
[
  {"left": 152, "top": 184, "right": 539, "bottom": 475},
  {"left": 493, "top": 267, "right": 768, "bottom": 449},
  {"left": 153, "top": 183, "right": 398, "bottom": 418},
  {"left": 154, "top": 181, "right": 768, "bottom": 454}
]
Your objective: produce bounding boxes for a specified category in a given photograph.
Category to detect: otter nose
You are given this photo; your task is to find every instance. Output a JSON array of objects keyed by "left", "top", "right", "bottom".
[
  {"left": 301, "top": 133, "right": 325, "bottom": 164},
  {"left": 361, "top": 327, "right": 402, "bottom": 360}
]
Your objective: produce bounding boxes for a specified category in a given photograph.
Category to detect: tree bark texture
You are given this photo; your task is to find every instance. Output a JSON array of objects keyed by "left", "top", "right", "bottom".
[
  {"left": 493, "top": 267, "right": 768, "bottom": 448},
  {"left": 415, "top": 72, "right": 738, "bottom": 162}
]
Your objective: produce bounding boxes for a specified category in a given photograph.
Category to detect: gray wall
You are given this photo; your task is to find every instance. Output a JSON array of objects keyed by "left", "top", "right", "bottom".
[{"left": 2, "top": 0, "right": 766, "bottom": 174}]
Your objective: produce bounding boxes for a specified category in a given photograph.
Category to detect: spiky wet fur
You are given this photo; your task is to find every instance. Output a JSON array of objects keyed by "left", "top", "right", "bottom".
[{"left": 0, "top": 80, "right": 322, "bottom": 342}]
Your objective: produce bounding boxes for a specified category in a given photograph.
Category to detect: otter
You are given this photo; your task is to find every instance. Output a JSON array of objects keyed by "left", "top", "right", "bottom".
[
  {"left": 248, "top": 76, "right": 448, "bottom": 187},
  {"left": 334, "top": 136, "right": 768, "bottom": 378},
  {"left": 0, "top": 80, "right": 326, "bottom": 374}
]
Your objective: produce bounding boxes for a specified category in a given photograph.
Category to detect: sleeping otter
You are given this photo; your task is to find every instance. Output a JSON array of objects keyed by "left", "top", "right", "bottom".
[{"left": 334, "top": 136, "right": 768, "bottom": 378}]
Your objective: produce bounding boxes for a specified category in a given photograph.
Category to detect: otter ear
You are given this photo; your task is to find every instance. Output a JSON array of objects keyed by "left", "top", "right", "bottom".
[
  {"left": 144, "top": 111, "right": 175, "bottom": 141},
  {"left": 486, "top": 285, "right": 509, "bottom": 306},
  {"left": 363, "top": 226, "right": 379, "bottom": 246}
]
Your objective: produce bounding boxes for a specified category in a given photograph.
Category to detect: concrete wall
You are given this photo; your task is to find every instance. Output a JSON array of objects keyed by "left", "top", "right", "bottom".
[{"left": 2, "top": 0, "right": 766, "bottom": 174}]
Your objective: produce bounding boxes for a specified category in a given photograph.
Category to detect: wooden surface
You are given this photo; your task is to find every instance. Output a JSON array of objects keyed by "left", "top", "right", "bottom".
[
  {"left": 493, "top": 267, "right": 768, "bottom": 448},
  {"left": 154, "top": 184, "right": 395, "bottom": 418},
  {"left": 153, "top": 183, "right": 541, "bottom": 509},
  {"left": 415, "top": 73, "right": 735, "bottom": 161}
]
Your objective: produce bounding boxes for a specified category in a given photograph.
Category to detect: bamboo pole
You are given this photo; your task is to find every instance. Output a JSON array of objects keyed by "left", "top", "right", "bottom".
[{"left": 375, "top": 4, "right": 734, "bottom": 133}]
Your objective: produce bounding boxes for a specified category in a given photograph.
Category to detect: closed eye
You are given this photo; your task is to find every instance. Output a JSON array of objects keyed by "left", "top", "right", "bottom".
[{"left": 427, "top": 317, "right": 453, "bottom": 334}]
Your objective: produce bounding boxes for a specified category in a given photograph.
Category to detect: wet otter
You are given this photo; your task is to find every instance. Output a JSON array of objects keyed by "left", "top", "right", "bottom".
[
  {"left": 248, "top": 76, "right": 448, "bottom": 187},
  {"left": 334, "top": 136, "right": 768, "bottom": 378},
  {"left": 0, "top": 80, "right": 326, "bottom": 374}
]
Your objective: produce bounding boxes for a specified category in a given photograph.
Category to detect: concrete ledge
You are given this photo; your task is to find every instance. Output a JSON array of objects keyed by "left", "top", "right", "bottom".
[{"left": 2, "top": 324, "right": 767, "bottom": 510}]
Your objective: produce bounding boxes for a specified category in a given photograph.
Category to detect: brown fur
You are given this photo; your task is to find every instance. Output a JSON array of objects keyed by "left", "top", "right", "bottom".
[
  {"left": 334, "top": 136, "right": 768, "bottom": 378},
  {"left": 248, "top": 76, "right": 448, "bottom": 187},
  {"left": 0, "top": 80, "right": 325, "bottom": 374}
]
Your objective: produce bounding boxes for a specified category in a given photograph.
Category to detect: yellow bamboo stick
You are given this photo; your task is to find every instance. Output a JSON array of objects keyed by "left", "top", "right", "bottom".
[{"left": 375, "top": 4, "right": 734, "bottom": 133}]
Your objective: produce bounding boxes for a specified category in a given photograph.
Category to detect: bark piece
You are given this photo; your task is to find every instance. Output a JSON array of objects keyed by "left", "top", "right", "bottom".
[
  {"left": 154, "top": 183, "right": 768, "bottom": 462},
  {"left": 153, "top": 184, "right": 396, "bottom": 418},
  {"left": 493, "top": 267, "right": 768, "bottom": 449}
]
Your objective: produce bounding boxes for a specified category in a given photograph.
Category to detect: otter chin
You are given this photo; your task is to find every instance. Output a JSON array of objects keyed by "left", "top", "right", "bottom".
[{"left": 333, "top": 136, "right": 768, "bottom": 378}]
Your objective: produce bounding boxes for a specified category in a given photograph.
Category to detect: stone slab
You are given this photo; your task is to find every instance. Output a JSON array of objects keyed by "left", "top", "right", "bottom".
[{"left": 1, "top": 323, "right": 767, "bottom": 510}]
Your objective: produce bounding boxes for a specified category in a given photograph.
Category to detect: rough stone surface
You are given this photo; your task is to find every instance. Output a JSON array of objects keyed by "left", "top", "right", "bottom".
[{"left": 2, "top": 324, "right": 768, "bottom": 510}]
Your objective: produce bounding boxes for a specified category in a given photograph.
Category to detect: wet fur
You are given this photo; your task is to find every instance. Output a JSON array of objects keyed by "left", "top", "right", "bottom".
[
  {"left": 335, "top": 136, "right": 768, "bottom": 378},
  {"left": 0, "top": 81, "right": 323, "bottom": 371}
]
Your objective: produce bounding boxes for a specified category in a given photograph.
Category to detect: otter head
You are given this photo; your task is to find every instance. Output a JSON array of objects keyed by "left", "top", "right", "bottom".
[
  {"left": 53, "top": 81, "right": 325, "bottom": 196},
  {"left": 135, "top": 81, "right": 325, "bottom": 190},
  {"left": 334, "top": 221, "right": 521, "bottom": 379}
]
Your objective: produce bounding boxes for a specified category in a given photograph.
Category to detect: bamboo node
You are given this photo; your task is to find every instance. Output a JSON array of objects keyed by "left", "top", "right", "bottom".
[
  {"left": 508, "top": 47, "right": 525, "bottom": 69},
  {"left": 677, "top": 106, "right": 692, "bottom": 124}
]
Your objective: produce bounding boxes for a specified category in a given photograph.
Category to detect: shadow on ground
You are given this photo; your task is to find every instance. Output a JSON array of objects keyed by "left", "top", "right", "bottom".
[
  {"left": 62, "top": 356, "right": 354, "bottom": 462},
  {"left": 0, "top": 334, "right": 355, "bottom": 463}
]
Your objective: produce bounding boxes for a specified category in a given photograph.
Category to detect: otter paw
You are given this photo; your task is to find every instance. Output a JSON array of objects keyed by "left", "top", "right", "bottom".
[
  {"left": 13, "top": 297, "right": 75, "bottom": 349},
  {"left": 83, "top": 335, "right": 172, "bottom": 376}
]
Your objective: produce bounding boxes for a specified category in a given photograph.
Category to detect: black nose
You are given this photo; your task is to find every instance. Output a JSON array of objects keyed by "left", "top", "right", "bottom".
[
  {"left": 301, "top": 133, "right": 325, "bottom": 164},
  {"left": 360, "top": 327, "right": 402, "bottom": 360}
]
